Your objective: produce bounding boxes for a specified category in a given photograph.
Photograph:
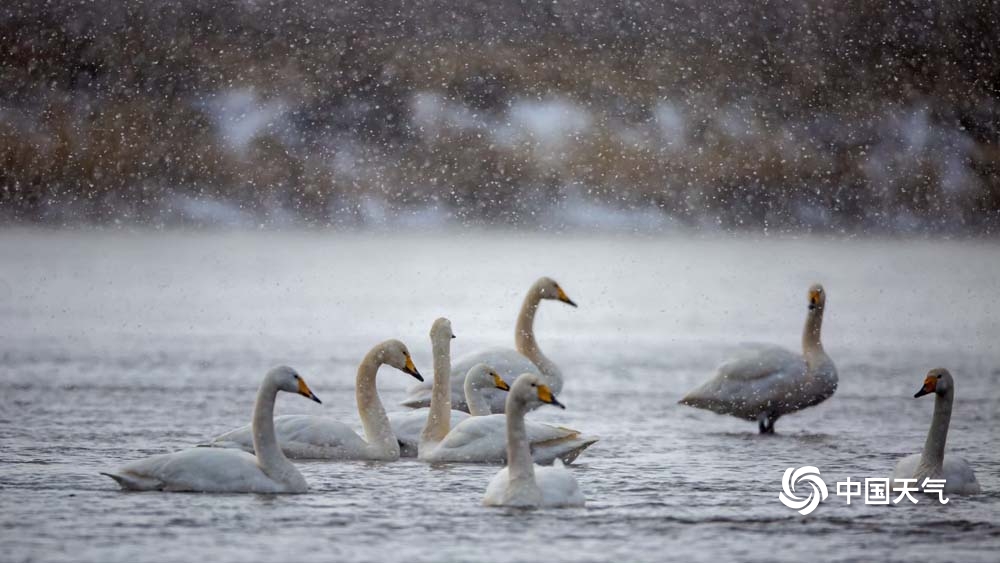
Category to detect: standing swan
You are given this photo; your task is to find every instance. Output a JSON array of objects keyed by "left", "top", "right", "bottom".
[
  {"left": 483, "top": 373, "right": 585, "bottom": 508},
  {"left": 402, "top": 277, "right": 576, "bottom": 413},
  {"left": 679, "top": 284, "right": 837, "bottom": 433},
  {"left": 102, "top": 366, "right": 321, "bottom": 493},
  {"left": 206, "top": 340, "right": 422, "bottom": 460},
  {"left": 891, "top": 368, "right": 981, "bottom": 495},
  {"left": 416, "top": 318, "right": 597, "bottom": 464}
]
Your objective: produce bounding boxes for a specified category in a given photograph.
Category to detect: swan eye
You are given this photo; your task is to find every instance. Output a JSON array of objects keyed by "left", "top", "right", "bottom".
[{"left": 293, "top": 374, "right": 300, "bottom": 380}]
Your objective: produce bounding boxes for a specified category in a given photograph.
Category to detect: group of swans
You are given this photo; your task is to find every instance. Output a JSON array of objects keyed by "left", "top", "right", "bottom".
[
  {"left": 103, "top": 277, "right": 980, "bottom": 504},
  {"left": 678, "top": 283, "right": 979, "bottom": 495},
  {"left": 105, "top": 277, "right": 591, "bottom": 507}
]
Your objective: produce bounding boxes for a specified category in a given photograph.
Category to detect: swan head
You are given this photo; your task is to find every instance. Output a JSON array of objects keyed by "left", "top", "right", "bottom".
[
  {"left": 914, "top": 368, "right": 953, "bottom": 398},
  {"left": 466, "top": 364, "right": 510, "bottom": 392},
  {"left": 267, "top": 365, "right": 322, "bottom": 404},
  {"left": 535, "top": 277, "right": 577, "bottom": 307},
  {"left": 430, "top": 317, "right": 456, "bottom": 343},
  {"left": 510, "top": 373, "right": 564, "bottom": 410},
  {"left": 807, "top": 284, "right": 826, "bottom": 311},
  {"left": 377, "top": 339, "right": 423, "bottom": 382}
]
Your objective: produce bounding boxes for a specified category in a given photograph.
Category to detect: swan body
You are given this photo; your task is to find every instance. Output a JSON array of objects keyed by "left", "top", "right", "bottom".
[
  {"left": 103, "top": 366, "right": 320, "bottom": 493},
  {"left": 415, "top": 320, "right": 596, "bottom": 464},
  {"left": 206, "top": 340, "right": 423, "bottom": 460},
  {"left": 483, "top": 374, "right": 585, "bottom": 508},
  {"left": 891, "top": 369, "right": 981, "bottom": 495},
  {"left": 679, "top": 284, "right": 837, "bottom": 433},
  {"left": 401, "top": 277, "right": 576, "bottom": 413}
]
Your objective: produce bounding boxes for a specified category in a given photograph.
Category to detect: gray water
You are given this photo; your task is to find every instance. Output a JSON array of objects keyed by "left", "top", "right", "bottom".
[{"left": 1, "top": 230, "right": 998, "bottom": 563}]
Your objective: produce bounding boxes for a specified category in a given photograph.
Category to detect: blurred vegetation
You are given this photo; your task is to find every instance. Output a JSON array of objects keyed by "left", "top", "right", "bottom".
[{"left": 1, "top": 0, "right": 998, "bottom": 232}]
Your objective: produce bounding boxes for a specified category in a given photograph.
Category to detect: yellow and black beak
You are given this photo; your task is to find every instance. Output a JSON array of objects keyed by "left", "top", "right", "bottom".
[
  {"left": 297, "top": 377, "right": 322, "bottom": 404},
  {"left": 537, "top": 383, "right": 565, "bottom": 409},
  {"left": 403, "top": 355, "right": 423, "bottom": 382},
  {"left": 491, "top": 372, "right": 510, "bottom": 392},
  {"left": 914, "top": 376, "right": 936, "bottom": 398},
  {"left": 556, "top": 286, "right": 577, "bottom": 308}
]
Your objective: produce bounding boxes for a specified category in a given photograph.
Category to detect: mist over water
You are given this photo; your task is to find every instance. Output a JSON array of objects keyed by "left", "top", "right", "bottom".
[{"left": 1, "top": 230, "right": 997, "bottom": 562}]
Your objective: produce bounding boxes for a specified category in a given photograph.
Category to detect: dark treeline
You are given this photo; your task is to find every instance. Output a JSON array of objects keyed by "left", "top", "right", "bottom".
[{"left": 1, "top": 0, "right": 998, "bottom": 232}]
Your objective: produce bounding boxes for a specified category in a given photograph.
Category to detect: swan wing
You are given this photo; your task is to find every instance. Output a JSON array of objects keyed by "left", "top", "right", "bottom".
[
  {"left": 426, "top": 416, "right": 596, "bottom": 464},
  {"left": 209, "top": 415, "right": 370, "bottom": 459},
  {"left": 679, "top": 345, "right": 808, "bottom": 419}
]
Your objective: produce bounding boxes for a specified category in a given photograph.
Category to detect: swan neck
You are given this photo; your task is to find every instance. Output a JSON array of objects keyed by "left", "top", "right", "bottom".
[
  {"left": 465, "top": 379, "right": 493, "bottom": 416},
  {"left": 515, "top": 287, "right": 560, "bottom": 387},
  {"left": 802, "top": 306, "right": 825, "bottom": 362},
  {"left": 251, "top": 378, "right": 292, "bottom": 476},
  {"left": 421, "top": 336, "right": 452, "bottom": 446},
  {"left": 356, "top": 348, "right": 398, "bottom": 457},
  {"left": 505, "top": 398, "right": 536, "bottom": 486},
  {"left": 920, "top": 388, "right": 952, "bottom": 470}
]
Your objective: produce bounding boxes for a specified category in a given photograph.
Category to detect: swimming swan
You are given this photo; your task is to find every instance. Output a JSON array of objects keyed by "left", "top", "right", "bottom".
[
  {"left": 679, "top": 284, "right": 837, "bottom": 433},
  {"left": 389, "top": 363, "right": 507, "bottom": 457},
  {"left": 402, "top": 277, "right": 576, "bottom": 413},
  {"left": 207, "top": 340, "right": 422, "bottom": 460},
  {"left": 416, "top": 318, "right": 597, "bottom": 464},
  {"left": 483, "top": 373, "right": 585, "bottom": 508},
  {"left": 891, "top": 368, "right": 981, "bottom": 495},
  {"left": 102, "top": 366, "right": 321, "bottom": 493}
]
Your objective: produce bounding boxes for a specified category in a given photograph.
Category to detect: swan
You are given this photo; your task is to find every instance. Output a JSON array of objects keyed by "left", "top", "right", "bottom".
[
  {"left": 679, "top": 283, "right": 837, "bottom": 433},
  {"left": 483, "top": 373, "right": 585, "bottom": 508},
  {"left": 401, "top": 277, "right": 576, "bottom": 413},
  {"left": 891, "top": 368, "right": 981, "bottom": 495},
  {"left": 206, "top": 340, "right": 422, "bottom": 460},
  {"left": 102, "top": 366, "right": 321, "bottom": 493},
  {"left": 389, "top": 363, "right": 508, "bottom": 457},
  {"left": 417, "top": 318, "right": 597, "bottom": 464}
]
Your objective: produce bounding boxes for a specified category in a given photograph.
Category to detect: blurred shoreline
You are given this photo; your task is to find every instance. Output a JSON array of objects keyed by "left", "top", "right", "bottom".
[{"left": 2, "top": 1, "right": 998, "bottom": 234}]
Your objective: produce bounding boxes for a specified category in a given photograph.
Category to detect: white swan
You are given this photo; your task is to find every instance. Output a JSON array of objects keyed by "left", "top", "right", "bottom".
[
  {"left": 417, "top": 318, "right": 596, "bottom": 464},
  {"left": 206, "top": 340, "right": 422, "bottom": 460},
  {"left": 679, "top": 283, "right": 837, "bottom": 433},
  {"left": 483, "top": 373, "right": 585, "bottom": 508},
  {"left": 891, "top": 368, "right": 981, "bottom": 495},
  {"left": 402, "top": 277, "right": 576, "bottom": 413},
  {"left": 102, "top": 366, "right": 320, "bottom": 493},
  {"left": 389, "top": 363, "right": 508, "bottom": 457}
]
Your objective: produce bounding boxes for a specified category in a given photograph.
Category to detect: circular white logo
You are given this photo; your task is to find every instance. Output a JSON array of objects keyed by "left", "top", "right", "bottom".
[{"left": 779, "top": 466, "right": 828, "bottom": 515}]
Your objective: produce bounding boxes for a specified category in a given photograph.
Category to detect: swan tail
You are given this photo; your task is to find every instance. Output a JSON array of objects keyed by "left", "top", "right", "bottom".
[
  {"left": 531, "top": 434, "right": 598, "bottom": 465},
  {"left": 100, "top": 471, "right": 162, "bottom": 491}
]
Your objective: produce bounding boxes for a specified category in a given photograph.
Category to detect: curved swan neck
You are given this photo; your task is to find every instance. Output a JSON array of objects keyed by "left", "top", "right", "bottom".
[
  {"left": 515, "top": 284, "right": 559, "bottom": 385},
  {"left": 802, "top": 306, "right": 826, "bottom": 364},
  {"left": 356, "top": 347, "right": 398, "bottom": 457},
  {"left": 920, "top": 387, "right": 953, "bottom": 470},
  {"left": 465, "top": 379, "right": 493, "bottom": 416},
  {"left": 505, "top": 397, "right": 537, "bottom": 487},
  {"left": 251, "top": 377, "right": 294, "bottom": 476},
  {"left": 421, "top": 334, "right": 453, "bottom": 446}
]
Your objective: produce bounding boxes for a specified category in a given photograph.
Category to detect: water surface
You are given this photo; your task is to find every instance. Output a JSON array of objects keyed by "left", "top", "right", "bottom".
[{"left": 1, "top": 230, "right": 998, "bottom": 562}]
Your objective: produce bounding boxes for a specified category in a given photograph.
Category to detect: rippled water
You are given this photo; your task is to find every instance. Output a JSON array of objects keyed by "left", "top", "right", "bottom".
[{"left": 1, "top": 229, "right": 998, "bottom": 563}]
